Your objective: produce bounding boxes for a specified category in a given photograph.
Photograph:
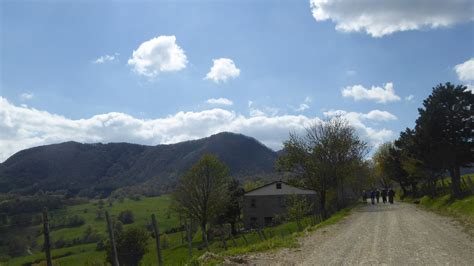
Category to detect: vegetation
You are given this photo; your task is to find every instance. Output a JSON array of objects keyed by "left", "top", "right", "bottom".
[
  {"left": 375, "top": 83, "right": 473, "bottom": 200},
  {"left": 106, "top": 227, "right": 150, "bottom": 266},
  {"left": 285, "top": 194, "right": 313, "bottom": 231},
  {"left": 277, "top": 116, "right": 369, "bottom": 219},
  {"left": 172, "top": 154, "right": 231, "bottom": 247}
]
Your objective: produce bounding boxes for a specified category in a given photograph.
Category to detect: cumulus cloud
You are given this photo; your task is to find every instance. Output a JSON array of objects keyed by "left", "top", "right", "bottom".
[
  {"left": 93, "top": 53, "right": 119, "bottom": 64},
  {"left": 20, "top": 92, "right": 34, "bottom": 101},
  {"left": 405, "top": 95, "right": 415, "bottom": 102},
  {"left": 455, "top": 58, "right": 474, "bottom": 82},
  {"left": 206, "top": 98, "right": 234, "bottom": 106},
  {"left": 310, "top": 0, "right": 474, "bottom": 37},
  {"left": 323, "top": 109, "right": 397, "bottom": 146},
  {"left": 0, "top": 97, "right": 396, "bottom": 162},
  {"left": 205, "top": 58, "right": 240, "bottom": 83},
  {"left": 128, "top": 36, "right": 187, "bottom": 77},
  {"left": 342, "top": 82, "right": 401, "bottom": 103},
  {"left": 295, "top": 96, "right": 312, "bottom": 112}
]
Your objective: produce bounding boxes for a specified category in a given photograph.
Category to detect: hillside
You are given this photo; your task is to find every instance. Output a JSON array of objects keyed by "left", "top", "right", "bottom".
[{"left": 0, "top": 132, "right": 279, "bottom": 196}]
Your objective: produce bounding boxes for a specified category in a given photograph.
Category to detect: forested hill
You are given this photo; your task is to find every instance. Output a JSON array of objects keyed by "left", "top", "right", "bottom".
[{"left": 0, "top": 132, "right": 279, "bottom": 196}]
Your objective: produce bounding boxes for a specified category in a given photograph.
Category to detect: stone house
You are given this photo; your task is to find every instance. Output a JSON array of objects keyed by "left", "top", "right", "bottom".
[{"left": 242, "top": 181, "right": 317, "bottom": 229}]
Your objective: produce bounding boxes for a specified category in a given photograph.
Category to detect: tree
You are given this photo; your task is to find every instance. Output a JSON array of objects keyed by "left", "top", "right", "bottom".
[
  {"left": 106, "top": 227, "right": 149, "bottom": 266},
  {"left": 285, "top": 194, "right": 313, "bottom": 231},
  {"left": 278, "top": 117, "right": 367, "bottom": 219},
  {"left": 216, "top": 178, "right": 245, "bottom": 235},
  {"left": 172, "top": 154, "right": 230, "bottom": 247},
  {"left": 373, "top": 142, "right": 408, "bottom": 196},
  {"left": 414, "top": 83, "right": 473, "bottom": 198},
  {"left": 118, "top": 210, "right": 134, "bottom": 224}
]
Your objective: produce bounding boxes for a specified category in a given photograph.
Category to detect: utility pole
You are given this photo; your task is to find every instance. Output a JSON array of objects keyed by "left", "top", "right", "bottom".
[{"left": 105, "top": 211, "right": 119, "bottom": 266}]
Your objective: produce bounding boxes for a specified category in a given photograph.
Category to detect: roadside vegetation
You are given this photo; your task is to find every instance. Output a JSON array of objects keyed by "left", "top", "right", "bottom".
[{"left": 372, "top": 83, "right": 473, "bottom": 228}]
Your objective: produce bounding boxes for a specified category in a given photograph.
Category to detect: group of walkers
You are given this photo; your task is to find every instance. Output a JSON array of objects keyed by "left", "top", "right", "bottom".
[{"left": 362, "top": 188, "right": 395, "bottom": 204}]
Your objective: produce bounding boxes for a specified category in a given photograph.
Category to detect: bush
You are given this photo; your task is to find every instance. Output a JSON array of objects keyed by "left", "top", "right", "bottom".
[
  {"left": 106, "top": 227, "right": 150, "bottom": 266},
  {"left": 118, "top": 210, "right": 134, "bottom": 224}
]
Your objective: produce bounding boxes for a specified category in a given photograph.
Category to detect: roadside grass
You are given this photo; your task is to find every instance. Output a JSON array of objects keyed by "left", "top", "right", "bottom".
[{"left": 419, "top": 194, "right": 474, "bottom": 222}]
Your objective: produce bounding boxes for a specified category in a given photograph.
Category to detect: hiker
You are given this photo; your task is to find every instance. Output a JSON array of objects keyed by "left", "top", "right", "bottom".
[
  {"left": 388, "top": 188, "right": 395, "bottom": 204},
  {"left": 362, "top": 190, "right": 368, "bottom": 204},
  {"left": 381, "top": 189, "right": 387, "bottom": 204},
  {"left": 370, "top": 190, "right": 376, "bottom": 205},
  {"left": 376, "top": 189, "right": 381, "bottom": 203}
]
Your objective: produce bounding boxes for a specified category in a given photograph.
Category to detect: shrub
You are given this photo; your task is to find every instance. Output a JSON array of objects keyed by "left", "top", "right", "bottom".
[
  {"left": 161, "top": 233, "right": 170, "bottom": 249},
  {"left": 106, "top": 227, "right": 150, "bottom": 266},
  {"left": 118, "top": 210, "right": 134, "bottom": 224}
]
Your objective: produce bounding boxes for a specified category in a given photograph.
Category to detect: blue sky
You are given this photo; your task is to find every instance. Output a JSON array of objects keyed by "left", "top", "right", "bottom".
[{"left": 1, "top": 0, "right": 473, "bottom": 161}]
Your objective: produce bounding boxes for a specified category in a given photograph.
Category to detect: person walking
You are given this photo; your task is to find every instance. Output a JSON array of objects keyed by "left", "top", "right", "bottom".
[
  {"left": 381, "top": 189, "right": 387, "bottom": 204},
  {"left": 388, "top": 188, "right": 395, "bottom": 204},
  {"left": 376, "top": 189, "right": 381, "bottom": 203},
  {"left": 362, "top": 190, "right": 368, "bottom": 204},
  {"left": 370, "top": 190, "right": 376, "bottom": 205}
]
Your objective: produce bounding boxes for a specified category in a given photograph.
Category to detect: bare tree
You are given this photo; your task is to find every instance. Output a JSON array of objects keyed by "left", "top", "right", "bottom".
[{"left": 172, "top": 154, "right": 230, "bottom": 247}]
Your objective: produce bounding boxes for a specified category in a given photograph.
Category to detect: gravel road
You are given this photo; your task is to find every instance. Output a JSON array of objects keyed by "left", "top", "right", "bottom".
[{"left": 249, "top": 202, "right": 474, "bottom": 265}]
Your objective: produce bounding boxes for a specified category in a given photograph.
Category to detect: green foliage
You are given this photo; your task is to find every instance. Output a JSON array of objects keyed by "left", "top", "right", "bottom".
[
  {"left": 173, "top": 154, "right": 231, "bottom": 246},
  {"left": 106, "top": 227, "right": 150, "bottom": 266},
  {"left": 161, "top": 233, "right": 170, "bottom": 249},
  {"left": 118, "top": 210, "right": 134, "bottom": 224},
  {"left": 285, "top": 194, "right": 313, "bottom": 231}
]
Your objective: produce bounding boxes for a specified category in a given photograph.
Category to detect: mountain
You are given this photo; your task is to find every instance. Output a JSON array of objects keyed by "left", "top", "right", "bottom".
[{"left": 0, "top": 132, "right": 279, "bottom": 196}]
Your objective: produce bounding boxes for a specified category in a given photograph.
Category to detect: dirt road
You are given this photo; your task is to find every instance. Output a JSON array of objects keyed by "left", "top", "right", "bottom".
[{"left": 250, "top": 202, "right": 474, "bottom": 265}]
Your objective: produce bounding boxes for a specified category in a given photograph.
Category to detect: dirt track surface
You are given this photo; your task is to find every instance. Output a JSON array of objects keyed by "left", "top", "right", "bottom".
[{"left": 249, "top": 202, "right": 474, "bottom": 265}]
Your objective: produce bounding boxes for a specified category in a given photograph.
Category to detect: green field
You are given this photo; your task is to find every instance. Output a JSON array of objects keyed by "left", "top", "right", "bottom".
[{"left": 1, "top": 194, "right": 353, "bottom": 266}]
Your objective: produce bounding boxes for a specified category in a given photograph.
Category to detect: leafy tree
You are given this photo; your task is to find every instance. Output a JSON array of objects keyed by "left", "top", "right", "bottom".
[
  {"left": 278, "top": 117, "right": 367, "bottom": 218},
  {"left": 106, "top": 227, "right": 149, "bottom": 266},
  {"left": 216, "top": 178, "right": 245, "bottom": 235},
  {"left": 373, "top": 142, "right": 408, "bottom": 195},
  {"left": 414, "top": 83, "right": 474, "bottom": 198},
  {"left": 285, "top": 194, "right": 313, "bottom": 231},
  {"left": 118, "top": 210, "right": 134, "bottom": 224},
  {"left": 172, "top": 154, "right": 230, "bottom": 247}
]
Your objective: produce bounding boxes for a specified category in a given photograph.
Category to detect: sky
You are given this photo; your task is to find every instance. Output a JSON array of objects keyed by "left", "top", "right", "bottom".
[{"left": 1, "top": 0, "right": 473, "bottom": 162}]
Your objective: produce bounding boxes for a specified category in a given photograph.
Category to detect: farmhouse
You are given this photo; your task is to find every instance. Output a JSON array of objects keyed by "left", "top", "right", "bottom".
[{"left": 242, "top": 181, "right": 317, "bottom": 228}]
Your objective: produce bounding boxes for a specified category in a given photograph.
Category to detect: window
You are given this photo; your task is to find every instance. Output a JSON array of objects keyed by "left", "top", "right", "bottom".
[
  {"left": 276, "top": 182, "right": 282, "bottom": 189},
  {"left": 251, "top": 199, "right": 256, "bottom": 208}
]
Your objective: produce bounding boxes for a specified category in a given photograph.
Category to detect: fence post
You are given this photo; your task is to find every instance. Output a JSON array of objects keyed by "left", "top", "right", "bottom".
[
  {"left": 105, "top": 211, "right": 119, "bottom": 266},
  {"left": 42, "top": 208, "right": 52, "bottom": 266},
  {"left": 186, "top": 222, "right": 193, "bottom": 259},
  {"left": 151, "top": 214, "right": 163, "bottom": 266}
]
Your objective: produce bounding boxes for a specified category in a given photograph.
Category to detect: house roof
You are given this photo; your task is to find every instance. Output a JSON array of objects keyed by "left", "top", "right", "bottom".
[{"left": 244, "top": 181, "right": 316, "bottom": 196}]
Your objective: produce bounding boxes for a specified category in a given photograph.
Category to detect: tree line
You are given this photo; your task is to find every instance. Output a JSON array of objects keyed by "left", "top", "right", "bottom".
[{"left": 373, "top": 83, "right": 473, "bottom": 199}]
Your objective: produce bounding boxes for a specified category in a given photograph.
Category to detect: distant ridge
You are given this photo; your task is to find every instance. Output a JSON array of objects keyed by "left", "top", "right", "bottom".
[{"left": 0, "top": 132, "right": 279, "bottom": 196}]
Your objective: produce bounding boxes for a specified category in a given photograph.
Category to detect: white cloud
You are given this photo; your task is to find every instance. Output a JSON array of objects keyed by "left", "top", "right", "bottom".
[
  {"left": 0, "top": 97, "right": 396, "bottom": 162},
  {"left": 93, "top": 53, "right": 119, "bottom": 64},
  {"left": 205, "top": 58, "right": 240, "bottom": 83},
  {"left": 454, "top": 58, "right": 474, "bottom": 82},
  {"left": 128, "top": 35, "right": 187, "bottom": 77},
  {"left": 323, "top": 109, "right": 397, "bottom": 146},
  {"left": 465, "top": 84, "right": 474, "bottom": 93},
  {"left": 405, "top": 95, "right": 415, "bottom": 102},
  {"left": 20, "top": 92, "right": 34, "bottom": 101},
  {"left": 206, "top": 98, "right": 234, "bottom": 106},
  {"left": 310, "top": 0, "right": 474, "bottom": 37},
  {"left": 342, "top": 82, "right": 401, "bottom": 103},
  {"left": 295, "top": 96, "right": 313, "bottom": 112}
]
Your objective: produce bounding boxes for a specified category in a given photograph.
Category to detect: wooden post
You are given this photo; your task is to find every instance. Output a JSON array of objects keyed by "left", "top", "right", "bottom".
[
  {"left": 221, "top": 233, "right": 228, "bottom": 250},
  {"left": 42, "top": 208, "right": 52, "bottom": 266},
  {"left": 105, "top": 211, "right": 119, "bottom": 266},
  {"left": 260, "top": 228, "right": 267, "bottom": 240},
  {"left": 186, "top": 222, "right": 193, "bottom": 259},
  {"left": 151, "top": 214, "right": 163, "bottom": 266}
]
